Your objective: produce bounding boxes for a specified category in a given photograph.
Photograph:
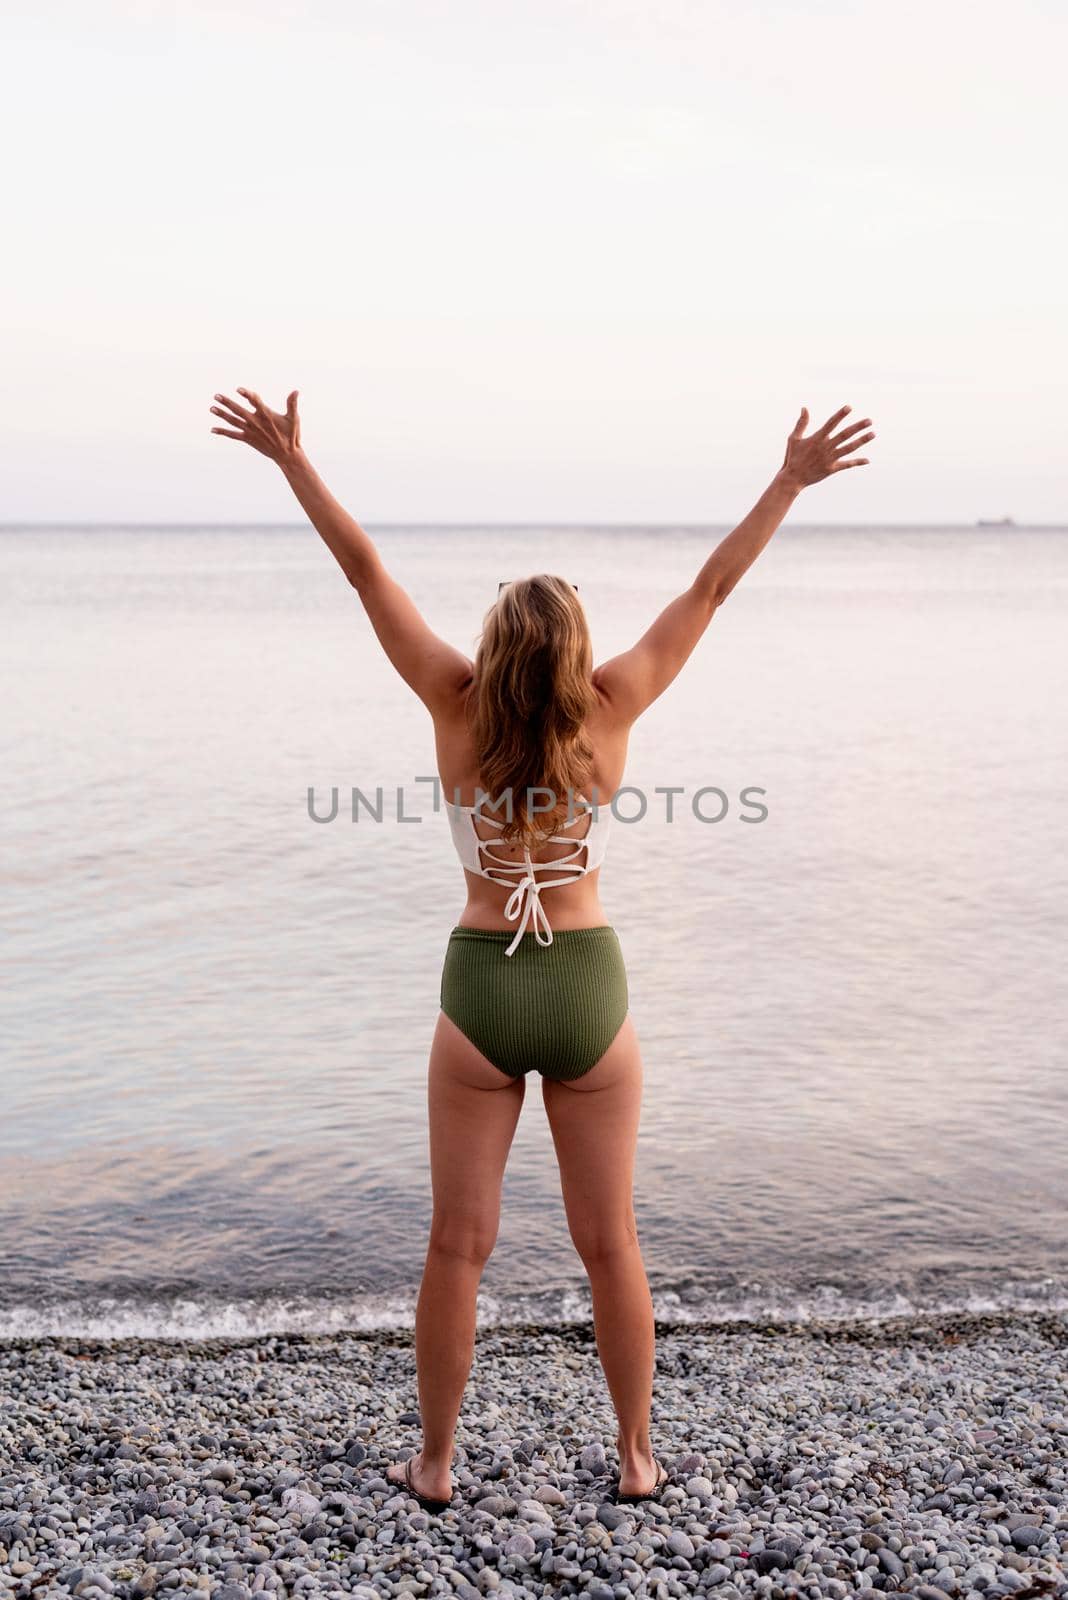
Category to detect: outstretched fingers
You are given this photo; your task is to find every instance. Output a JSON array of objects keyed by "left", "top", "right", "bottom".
[
  {"left": 789, "top": 405, "right": 809, "bottom": 439},
  {"left": 830, "top": 455, "right": 870, "bottom": 472},
  {"left": 833, "top": 429, "right": 876, "bottom": 457},
  {"left": 829, "top": 417, "right": 872, "bottom": 446},
  {"left": 815, "top": 405, "right": 853, "bottom": 437},
  {"left": 210, "top": 407, "right": 249, "bottom": 432},
  {"left": 213, "top": 392, "right": 253, "bottom": 422}
]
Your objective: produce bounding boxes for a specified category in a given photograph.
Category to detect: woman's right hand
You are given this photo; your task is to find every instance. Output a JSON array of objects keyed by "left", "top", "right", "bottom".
[
  {"left": 209, "top": 386, "right": 303, "bottom": 467},
  {"left": 778, "top": 404, "right": 875, "bottom": 489}
]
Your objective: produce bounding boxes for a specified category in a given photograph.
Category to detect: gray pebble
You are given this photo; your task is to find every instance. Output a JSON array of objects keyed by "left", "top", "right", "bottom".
[
  {"left": 878, "top": 1547, "right": 907, "bottom": 1579},
  {"left": 665, "top": 1528, "right": 695, "bottom": 1558},
  {"left": 472, "top": 1494, "right": 516, "bottom": 1519},
  {"left": 515, "top": 1497, "right": 554, "bottom": 1524},
  {"left": 752, "top": 1549, "right": 789, "bottom": 1572},
  {"left": 280, "top": 1488, "right": 321, "bottom": 1521}
]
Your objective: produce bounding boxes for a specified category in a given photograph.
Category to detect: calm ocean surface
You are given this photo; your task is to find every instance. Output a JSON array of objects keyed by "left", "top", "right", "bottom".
[{"left": 3, "top": 522, "right": 1066, "bottom": 1338}]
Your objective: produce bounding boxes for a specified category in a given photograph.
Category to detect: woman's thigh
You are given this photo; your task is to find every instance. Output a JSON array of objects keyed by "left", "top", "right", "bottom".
[
  {"left": 425, "top": 1010, "right": 527, "bottom": 1260},
  {"left": 540, "top": 1013, "right": 644, "bottom": 1260}
]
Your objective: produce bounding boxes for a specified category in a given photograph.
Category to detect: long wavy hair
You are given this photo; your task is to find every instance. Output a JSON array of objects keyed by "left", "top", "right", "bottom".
[{"left": 467, "top": 574, "right": 597, "bottom": 845}]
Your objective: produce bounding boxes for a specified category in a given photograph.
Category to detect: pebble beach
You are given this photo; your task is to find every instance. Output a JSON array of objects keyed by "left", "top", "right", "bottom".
[{"left": 2, "top": 1311, "right": 1066, "bottom": 1600}]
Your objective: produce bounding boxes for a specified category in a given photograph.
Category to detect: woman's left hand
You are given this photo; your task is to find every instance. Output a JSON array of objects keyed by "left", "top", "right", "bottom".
[{"left": 210, "top": 387, "right": 303, "bottom": 465}]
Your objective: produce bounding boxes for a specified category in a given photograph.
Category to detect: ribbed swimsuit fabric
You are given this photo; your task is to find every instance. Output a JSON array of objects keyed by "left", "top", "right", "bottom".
[{"left": 440, "top": 924, "right": 629, "bottom": 1082}]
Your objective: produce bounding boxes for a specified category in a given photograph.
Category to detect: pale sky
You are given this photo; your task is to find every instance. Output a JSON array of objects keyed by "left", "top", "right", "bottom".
[{"left": 3, "top": 0, "right": 1065, "bottom": 523}]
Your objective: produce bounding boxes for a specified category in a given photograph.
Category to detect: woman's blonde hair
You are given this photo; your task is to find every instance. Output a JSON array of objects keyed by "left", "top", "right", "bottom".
[{"left": 468, "top": 574, "right": 596, "bottom": 845}]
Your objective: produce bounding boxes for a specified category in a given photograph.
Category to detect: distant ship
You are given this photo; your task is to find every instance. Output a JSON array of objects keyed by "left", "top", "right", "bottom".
[{"left": 976, "top": 515, "right": 1015, "bottom": 527}]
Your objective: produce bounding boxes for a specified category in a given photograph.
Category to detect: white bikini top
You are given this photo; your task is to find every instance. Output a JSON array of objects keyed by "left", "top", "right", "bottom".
[{"left": 445, "top": 793, "right": 612, "bottom": 957}]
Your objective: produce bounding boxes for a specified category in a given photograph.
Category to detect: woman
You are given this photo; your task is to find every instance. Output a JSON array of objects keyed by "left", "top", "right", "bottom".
[{"left": 209, "top": 387, "right": 874, "bottom": 1510}]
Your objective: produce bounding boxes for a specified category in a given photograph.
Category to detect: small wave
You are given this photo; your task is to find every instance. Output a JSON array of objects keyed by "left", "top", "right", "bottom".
[{"left": 2, "top": 1277, "right": 1068, "bottom": 1342}]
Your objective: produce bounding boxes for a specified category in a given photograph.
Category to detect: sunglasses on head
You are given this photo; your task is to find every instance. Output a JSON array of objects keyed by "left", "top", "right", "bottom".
[{"left": 498, "top": 581, "right": 579, "bottom": 594}]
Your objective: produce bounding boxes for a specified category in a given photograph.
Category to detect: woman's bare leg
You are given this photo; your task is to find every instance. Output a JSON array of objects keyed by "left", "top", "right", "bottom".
[
  {"left": 541, "top": 1014, "right": 659, "bottom": 1495},
  {"left": 387, "top": 1011, "right": 526, "bottom": 1501}
]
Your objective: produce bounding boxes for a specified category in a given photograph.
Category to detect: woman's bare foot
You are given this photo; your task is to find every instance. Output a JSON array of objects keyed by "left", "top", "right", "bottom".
[
  {"left": 615, "top": 1428, "right": 661, "bottom": 1496},
  {"left": 386, "top": 1449, "right": 452, "bottom": 1502}
]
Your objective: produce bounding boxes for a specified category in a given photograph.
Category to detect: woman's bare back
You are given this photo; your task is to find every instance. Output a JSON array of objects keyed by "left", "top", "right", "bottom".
[{"left": 435, "top": 677, "right": 632, "bottom": 936}]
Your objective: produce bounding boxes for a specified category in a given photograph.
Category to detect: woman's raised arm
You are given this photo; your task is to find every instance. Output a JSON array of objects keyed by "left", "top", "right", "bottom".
[
  {"left": 210, "top": 386, "right": 473, "bottom": 716},
  {"left": 592, "top": 404, "right": 875, "bottom": 724}
]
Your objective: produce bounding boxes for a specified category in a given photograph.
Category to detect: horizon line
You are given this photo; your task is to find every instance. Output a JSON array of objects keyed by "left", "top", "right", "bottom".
[{"left": 1, "top": 519, "right": 1062, "bottom": 531}]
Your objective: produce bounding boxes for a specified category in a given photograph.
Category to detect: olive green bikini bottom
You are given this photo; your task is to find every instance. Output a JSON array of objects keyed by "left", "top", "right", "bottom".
[{"left": 440, "top": 925, "right": 629, "bottom": 1082}]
